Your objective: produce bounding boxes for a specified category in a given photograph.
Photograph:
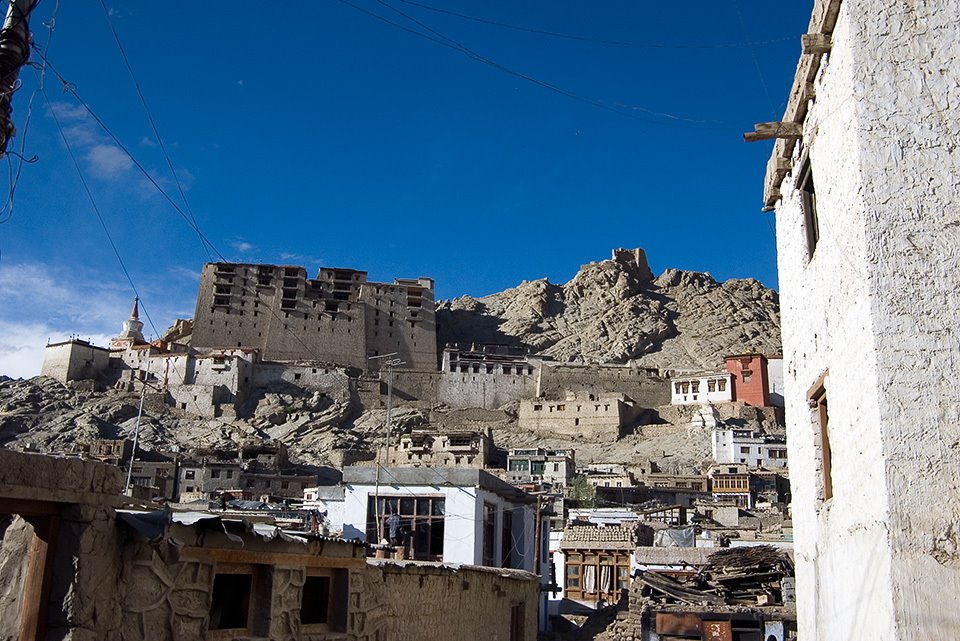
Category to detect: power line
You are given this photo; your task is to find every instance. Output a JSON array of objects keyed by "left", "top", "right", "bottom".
[
  {"left": 335, "top": 0, "right": 724, "bottom": 128},
  {"left": 97, "top": 0, "right": 213, "bottom": 261},
  {"left": 31, "top": 45, "right": 226, "bottom": 263},
  {"left": 396, "top": 0, "right": 797, "bottom": 51},
  {"left": 0, "top": 0, "right": 58, "bottom": 227}
]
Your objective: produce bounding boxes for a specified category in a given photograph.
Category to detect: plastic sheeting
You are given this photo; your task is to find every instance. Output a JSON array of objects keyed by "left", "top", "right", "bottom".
[{"left": 653, "top": 526, "right": 696, "bottom": 548}]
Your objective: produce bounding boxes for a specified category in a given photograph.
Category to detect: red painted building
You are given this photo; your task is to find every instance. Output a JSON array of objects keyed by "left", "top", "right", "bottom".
[{"left": 724, "top": 353, "right": 770, "bottom": 407}]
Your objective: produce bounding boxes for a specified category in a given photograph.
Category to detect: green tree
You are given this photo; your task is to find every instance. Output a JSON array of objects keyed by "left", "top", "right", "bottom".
[{"left": 567, "top": 474, "right": 597, "bottom": 508}]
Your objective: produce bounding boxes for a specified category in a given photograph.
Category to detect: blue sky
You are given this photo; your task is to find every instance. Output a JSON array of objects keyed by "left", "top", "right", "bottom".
[{"left": 0, "top": 1, "right": 812, "bottom": 377}]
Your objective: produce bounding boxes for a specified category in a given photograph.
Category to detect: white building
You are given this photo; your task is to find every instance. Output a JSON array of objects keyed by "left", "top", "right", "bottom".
[
  {"left": 340, "top": 466, "right": 540, "bottom": 570},
  {"left": 754, "top": 1, "right": 960, "bottom": 638},
  {"left": 669, "top": 372, "right": 732, "bottom": 405},
  {"left": 713, "top": 427, "right": 788, "bottom": 469}
]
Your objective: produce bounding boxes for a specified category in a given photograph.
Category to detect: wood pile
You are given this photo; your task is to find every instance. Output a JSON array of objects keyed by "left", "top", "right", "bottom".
[{"left": 637, "top": 545, "right": 793, "bottom": 607}]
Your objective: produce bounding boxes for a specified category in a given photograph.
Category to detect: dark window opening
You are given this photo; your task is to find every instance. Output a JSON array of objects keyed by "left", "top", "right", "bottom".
[
  {"left": 800, "top": 158, "right": 819, "bottom": 259},
  {"left": 209, "top": 573, "right": 251, "bottom": 630},
  {"left": 300, "top": 575, "right": 330, "bottom": 625},
  {"left": 483, "top": 503, "right": 496, "bottom": 567}
]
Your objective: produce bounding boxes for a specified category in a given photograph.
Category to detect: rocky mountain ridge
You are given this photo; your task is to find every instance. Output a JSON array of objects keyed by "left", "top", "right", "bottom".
[{"left": 438, "top": 249, "right": 781, "bottom": 370}]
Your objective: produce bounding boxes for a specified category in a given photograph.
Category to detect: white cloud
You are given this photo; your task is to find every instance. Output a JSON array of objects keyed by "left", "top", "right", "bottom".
[
  {"left": 0, "top": 320, "right": 113, "bottom": 379},
  {"left": 139, "top": 135, "right": 157, "bottom": 148},
  {"left": 0, "top": 262, "right": 192, "bottom": 378},
  {"left": 86, "top": 143, "right": 135, "bottom": 179},
  {"left": 279, "top": 252, "right": 324, "bottom": 268},
  {"left": 230, "top": 239, "right": 255, "bottom": 253}
]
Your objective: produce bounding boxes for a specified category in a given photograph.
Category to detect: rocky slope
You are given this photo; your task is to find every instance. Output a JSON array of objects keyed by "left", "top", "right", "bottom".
[
  {"left": 438, "top": 249, "right": 781, "bottom": 370},
  {"left": 0, "top": 375, "right": 725, "bottom": 474},
  {"left": 0, "top": 249, "right": 782, "bottom": 474}
]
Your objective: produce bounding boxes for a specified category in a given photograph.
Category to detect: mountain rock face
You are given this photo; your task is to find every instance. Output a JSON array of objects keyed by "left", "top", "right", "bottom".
[{"left": 438, "top": 249, "right": 781, "bottom": 370}]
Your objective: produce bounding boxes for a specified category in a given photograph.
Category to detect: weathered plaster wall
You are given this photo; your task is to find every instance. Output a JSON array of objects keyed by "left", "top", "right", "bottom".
[
  {"left": 774, "top": 2, "right": 960, "bottom": 639},
  {"left": 40, "top": 341, "right": 111, "bottom": 383}
]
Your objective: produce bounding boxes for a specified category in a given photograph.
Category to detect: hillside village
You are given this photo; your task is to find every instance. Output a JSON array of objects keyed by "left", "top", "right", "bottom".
[
  {"left": 1, "top": 248, "right": 795, "bottom": 639},
  {"left": 2, "top": 1, "right": 958, "bottom": 640}
]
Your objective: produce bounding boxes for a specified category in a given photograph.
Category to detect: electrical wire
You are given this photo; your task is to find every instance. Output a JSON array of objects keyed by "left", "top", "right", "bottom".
[
  {"left": 31, "top": 45, "right": 225, "bottom": 263},
  {"left": 0, "top": 0, "right": 58, "bottom": 227},
  {"left": 335, "top": 0, "right": 724, "bottom": 128},
  {"left": 97, "top": 0, "right": 213, "bottom": 262},
  {"left": 396, "top": 0, "right": 797, "bottom": 51}
]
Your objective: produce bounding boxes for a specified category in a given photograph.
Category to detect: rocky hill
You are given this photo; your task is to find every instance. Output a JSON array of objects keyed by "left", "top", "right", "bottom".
[
  {"left": 438, "top": 249, "right": 781, "bottom": 370},
  {"left": 0, "top": 249, "right": 782, "bottom": 476}
]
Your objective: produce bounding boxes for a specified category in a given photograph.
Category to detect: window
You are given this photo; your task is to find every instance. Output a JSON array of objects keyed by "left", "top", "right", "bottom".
[
  {"left": 211, "top": 469, "right": 221, "bottom": 479},
  {"left": 707, "top": 379, "right": 716, "bottom": 392},
  {"left": 483, "top": 503, "right": 497, "bottom": 567},
  {"left": 209, "top": 568, "right": 252, "bottom": 632},
  {"left": 533, "top": 404, "right": 542, "bottom": 411},
  {"left": 300, "top": 574, "right": 331, "bottom": 625},
  {"left": 563, "top": 551, "right": 630, "bottom": 602},
  {"left": 366, "top": 496, "right": 445, "bottom": 560},
  {"left": 810, "top": 377, "right": 832, "bottom": 500},
  {"left": 800, "top": 158, "right": 819, "bottom": 259},
  {"left": 185, "top": 470, "right": 196, "bottom": 480},
  {"left": 501, "top": 510, "right": 514, "bottom": 568},
  {"left": 740, "top": 446, "right": 751, "bottom": 454},
  {"left": 718, "top": 379, "right": 727, "bottom": 392}
]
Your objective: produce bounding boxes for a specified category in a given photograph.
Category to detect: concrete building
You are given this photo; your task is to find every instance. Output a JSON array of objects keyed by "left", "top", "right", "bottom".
[
  {"left": 190, "top": 262, "right": 437, "bottom": 371},
  {"left": 670, "top": 372, "right": 732, "bottom": 405},
  {"left": 724, "top": 354, "right": 771, "bottom": 408},
  {"left": 752, "top": 0, "right": 960, "bottom": 638},
  {"left": 712, "top": 427, "right": 789, "bottom": 469},
  {"left": 506, "top": 448, "right": 575, "bottom": 488},
  {"left": 340, "top": 466, "right": 541, "bottom": 571},
  {"left": 518, "top": 391, "right": 642, "bottom": 440}
]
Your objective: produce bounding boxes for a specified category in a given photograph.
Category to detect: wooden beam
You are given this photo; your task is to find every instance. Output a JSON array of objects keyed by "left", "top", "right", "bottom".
[
  {"left": 180, "top": 546, "right": 366, "bottom": 569},
  {"left": 18, "top": 515, "right": 60, "bottom": 641},
  {"left": 801, "top": 33, "right": 832, "bottom": 54},
  {"left": 803, "top": 81, "right": 817, "bottom": 101},
  {"left": 744, "top": 121, "right": 803, "bottom": 143}
]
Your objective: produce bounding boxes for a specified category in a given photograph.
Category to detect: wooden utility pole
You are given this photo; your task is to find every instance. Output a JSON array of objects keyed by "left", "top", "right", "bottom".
[{"left": 0, "top": 0, "right": 37, "bottom": 157}]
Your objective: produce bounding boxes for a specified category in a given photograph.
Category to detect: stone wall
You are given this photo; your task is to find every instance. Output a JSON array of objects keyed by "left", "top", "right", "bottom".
[
  {"left": 361, "top": 561, "right": 539, "bottom": 641},
  {"left": 0, "top": 451, "right": 540, "bottom": 641},
  {"left": 537, "top": 363, "right": 669, "bottom": 408}
]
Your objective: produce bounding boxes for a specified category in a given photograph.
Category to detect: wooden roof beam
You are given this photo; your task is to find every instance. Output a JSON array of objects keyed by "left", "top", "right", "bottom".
[
  {"left": 801, "top": 33, "right": 832, "bottom": 54},
  {"left": 743, "top": 122, "right": 803, "bottom": 143}
]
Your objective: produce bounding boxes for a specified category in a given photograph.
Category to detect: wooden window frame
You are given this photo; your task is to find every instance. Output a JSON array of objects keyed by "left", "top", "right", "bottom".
[
  {"left": 798, "top": 156, "right": 820, "bottom": 260},
  {"left": 808, "top": 372, "right": 832, "bottom": 501}
]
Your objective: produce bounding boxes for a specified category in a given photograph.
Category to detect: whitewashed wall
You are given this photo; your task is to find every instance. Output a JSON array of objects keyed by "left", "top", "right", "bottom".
[{"left": 774, "top": 2, "right": 960, "bottom": 640}]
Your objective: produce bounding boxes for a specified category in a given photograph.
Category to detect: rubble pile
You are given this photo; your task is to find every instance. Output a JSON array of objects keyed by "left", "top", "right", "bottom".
[{"left": 637, "top": 545, "right": 793, "bottom": 607}]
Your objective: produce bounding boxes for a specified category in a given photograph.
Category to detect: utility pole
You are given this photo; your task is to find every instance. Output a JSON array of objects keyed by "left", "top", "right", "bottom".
[
  {"left": 0, "top": 0, "right": 37, "bottom": 157},
  {"left": 367, "top": 353, "right": 404, "bottom": 542},
  {"left": 124, "top": 361, "right": 151, "bottom": 495}
]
